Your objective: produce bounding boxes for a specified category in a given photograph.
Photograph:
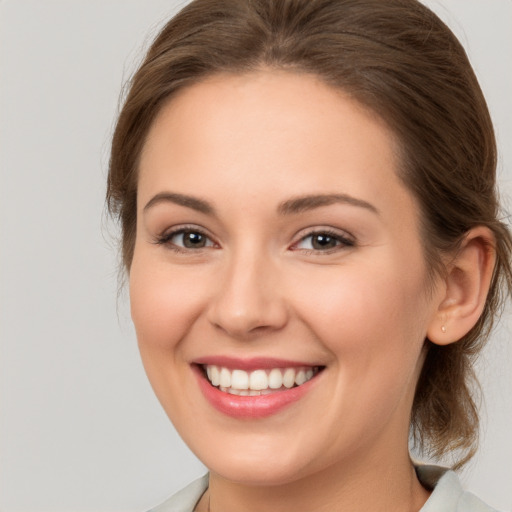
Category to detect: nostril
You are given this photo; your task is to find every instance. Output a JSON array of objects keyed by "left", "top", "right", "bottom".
[{"left": 208, "top": 306, "right": 287, "bottom": 339}]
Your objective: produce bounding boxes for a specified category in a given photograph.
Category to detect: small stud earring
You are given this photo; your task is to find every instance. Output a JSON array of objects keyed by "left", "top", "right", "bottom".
[{"left": 441, "top": 325, "right": 447, "bottom": 333}]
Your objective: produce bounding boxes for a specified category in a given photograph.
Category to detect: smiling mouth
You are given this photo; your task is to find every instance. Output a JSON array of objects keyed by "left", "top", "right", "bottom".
[{"left": 201, "top": 365, "right": 324, "bottom": 396}]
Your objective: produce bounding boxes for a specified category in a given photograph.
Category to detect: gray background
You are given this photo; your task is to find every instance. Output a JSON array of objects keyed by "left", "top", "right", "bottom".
[{"left": 0, "top": 1, "right": 510, "bottom": 510}]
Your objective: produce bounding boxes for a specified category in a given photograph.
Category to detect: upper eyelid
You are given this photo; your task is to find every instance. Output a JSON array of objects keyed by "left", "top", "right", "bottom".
[
  {"left": 160, "top": 224, "right": 212, "bottom": 238},
  {"left": 292, "top": 226, "right": 355, "bottom": 242}
]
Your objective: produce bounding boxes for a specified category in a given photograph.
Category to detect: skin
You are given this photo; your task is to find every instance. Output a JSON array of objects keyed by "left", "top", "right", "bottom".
[{"left": 130, "top": 70, "right": 495, "bottom": 512}]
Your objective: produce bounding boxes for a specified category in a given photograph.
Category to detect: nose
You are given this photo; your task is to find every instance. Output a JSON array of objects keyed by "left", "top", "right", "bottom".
[{"left": 206, "top": 250, "right": 288, "bottom": 339}]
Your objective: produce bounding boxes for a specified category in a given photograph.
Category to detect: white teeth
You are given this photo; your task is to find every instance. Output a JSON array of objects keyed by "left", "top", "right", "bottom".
[
  {"left": 204, "top": 364, "right": 320, "bottom": 394},
  {"left": 268, "top": 368, "right": 283, "bottom": 389},
  {"left": 219, "top": 367, "right": 231, "bottom": 388},
  {"left": 209, "top": 366, "right": 220, "bottom": 386},
  {"left": 295, "top": 369, "right": 306, "bottom": 386},
  {"left": 282, "top": 368, "right": 296, "bottom": 388},
  {"left": 249, "top": 369, "right": 268, "bottom": 390},
  {"left": 231, "top": 369, "right": 249, "bottom": 390}
]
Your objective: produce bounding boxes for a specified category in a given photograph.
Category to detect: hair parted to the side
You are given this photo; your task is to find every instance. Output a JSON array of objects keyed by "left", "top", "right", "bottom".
[{"left": 107, "top": 0, "right": 512, "bottom": 468}]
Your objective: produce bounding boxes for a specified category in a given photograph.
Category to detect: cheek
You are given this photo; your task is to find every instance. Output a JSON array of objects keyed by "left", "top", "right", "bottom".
[
  {"left": 128, "top": 252, "right": 211, "bottom": 420},
  {"left": 288, "top": 256, "right": 430, "bottom": 438},
  {"left": 129, "top": 254, "right": 205, "bottom": 351},
  {"left": 290, "top": 253, "right": 429, "bottom": 361}
]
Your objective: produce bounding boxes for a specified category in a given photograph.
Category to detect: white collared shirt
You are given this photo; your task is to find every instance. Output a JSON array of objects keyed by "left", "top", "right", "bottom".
[{"left": 148, "top": 466, "right": 499, "bottom": 512}]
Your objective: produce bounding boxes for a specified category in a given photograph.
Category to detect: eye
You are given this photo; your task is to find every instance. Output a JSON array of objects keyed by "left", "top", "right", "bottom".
[
  {"left": 173, "top": 230, "right": 212, "bottom": 248},
  {"left": 155, "top": 227, "right": 216, "bottom": 251},
  {"left": 292, "top": 230, "right": 354, "bottom": 252}
]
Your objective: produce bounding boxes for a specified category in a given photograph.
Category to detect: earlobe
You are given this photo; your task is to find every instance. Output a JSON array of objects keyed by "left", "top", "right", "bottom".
[{"left": 427, "top": 227, "right": 496, "bottom": 346}]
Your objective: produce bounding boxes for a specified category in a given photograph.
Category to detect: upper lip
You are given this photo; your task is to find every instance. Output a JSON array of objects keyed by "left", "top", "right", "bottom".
[{"left": 193, "top": 355, "right": 323, "bottom": 371}]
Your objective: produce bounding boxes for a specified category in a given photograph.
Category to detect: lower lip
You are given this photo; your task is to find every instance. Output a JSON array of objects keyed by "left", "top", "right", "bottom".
[{"left": 193, "top": 366, "right": 321, "bottom": 419}]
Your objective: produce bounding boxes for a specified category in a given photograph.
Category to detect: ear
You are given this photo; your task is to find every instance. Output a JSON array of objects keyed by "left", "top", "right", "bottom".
[{"left": 427, "top": 227, "right": 496, "bottom": 346}]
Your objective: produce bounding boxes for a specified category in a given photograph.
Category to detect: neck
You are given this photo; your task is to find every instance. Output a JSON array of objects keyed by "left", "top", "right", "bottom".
[{"left": 202, "top": 449, "right": 430, "bottom": 512}]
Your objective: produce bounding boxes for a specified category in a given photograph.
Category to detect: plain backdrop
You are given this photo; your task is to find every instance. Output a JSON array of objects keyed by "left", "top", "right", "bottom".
[{"left": 0, "top": 1, "right": 511, "bottom": 511}]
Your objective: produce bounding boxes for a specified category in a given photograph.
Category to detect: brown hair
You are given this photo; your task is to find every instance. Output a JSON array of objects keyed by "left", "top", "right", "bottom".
[{"left": 107, "top": 0, "right": 512, "bottom": 467}]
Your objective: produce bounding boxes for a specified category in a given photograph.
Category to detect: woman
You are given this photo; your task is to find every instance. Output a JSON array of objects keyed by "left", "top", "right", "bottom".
[{"left": 107, "top": 0, "right": 511, "bottom": 510}]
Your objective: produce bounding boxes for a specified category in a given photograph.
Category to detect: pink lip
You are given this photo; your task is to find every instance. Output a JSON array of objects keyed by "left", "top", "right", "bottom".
[
  {"left": 193, "top": 355, "right": 316, "bottom": 371},
  {"left": 192, "top": 363, "right": 323, "bottom": 419}
]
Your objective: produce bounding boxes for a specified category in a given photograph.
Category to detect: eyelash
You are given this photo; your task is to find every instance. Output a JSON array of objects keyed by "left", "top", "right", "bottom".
[
  {"left": 154, "top": 226, "right": 355, "bottom": 254},
  {"left": 290, "top": 229, "right": 355, "bottom": 254},
  {"left": 153, "top": 226, "right": 216, "bottom": 253}
]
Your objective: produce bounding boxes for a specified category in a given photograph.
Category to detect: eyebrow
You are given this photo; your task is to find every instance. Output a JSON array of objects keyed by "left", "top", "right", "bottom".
[
  {"left": 143, "top": 192, "right": 215, "bottom": 215},
  {"left": 278, "top": 194, "right": 379, "bottom": 216},
  {"left": 143, "top": 191, "right": 379, "bottom": 217}
]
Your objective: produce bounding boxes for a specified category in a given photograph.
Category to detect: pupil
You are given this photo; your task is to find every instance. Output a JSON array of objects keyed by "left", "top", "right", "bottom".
[
  {"left": 184, "top": 232, "right": 205, "bottom": 248},
  {"left": 312, "top": 234, "right": 336, "bottom": 249}
]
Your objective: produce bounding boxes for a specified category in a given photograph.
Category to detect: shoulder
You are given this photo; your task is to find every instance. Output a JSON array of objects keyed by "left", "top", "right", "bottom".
[
  {"left": 417, "top": 465, "right": 501, "bottom": 512},
  {"left": 147, "top": 474, "right": 209, "bottom": 512}
]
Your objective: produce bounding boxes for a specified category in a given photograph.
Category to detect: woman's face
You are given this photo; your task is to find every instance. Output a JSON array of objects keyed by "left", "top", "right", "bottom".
[{"left": 130, "top": 70, "right": 443, "bottom": 484}]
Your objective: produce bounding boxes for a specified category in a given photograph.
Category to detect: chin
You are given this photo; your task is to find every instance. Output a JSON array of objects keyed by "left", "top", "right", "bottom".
[
  {"left": 186, "top": 431, "right": 324, "bottom": 486},
  {"left": 209, "top": 457, "right": 310, "bottom": 487}
]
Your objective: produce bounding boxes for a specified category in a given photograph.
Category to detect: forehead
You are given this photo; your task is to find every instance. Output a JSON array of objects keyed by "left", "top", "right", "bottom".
[
  {"left": 138, "top": 70, "right": 415, "bottom": 224},
  {"left": 143, "top": 69, "right": 397, "bottom": 163}
]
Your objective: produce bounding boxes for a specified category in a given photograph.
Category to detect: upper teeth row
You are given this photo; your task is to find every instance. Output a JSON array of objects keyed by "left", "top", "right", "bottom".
[{"left": 205, "top": 365, "right": 317, "bottom": 390}]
